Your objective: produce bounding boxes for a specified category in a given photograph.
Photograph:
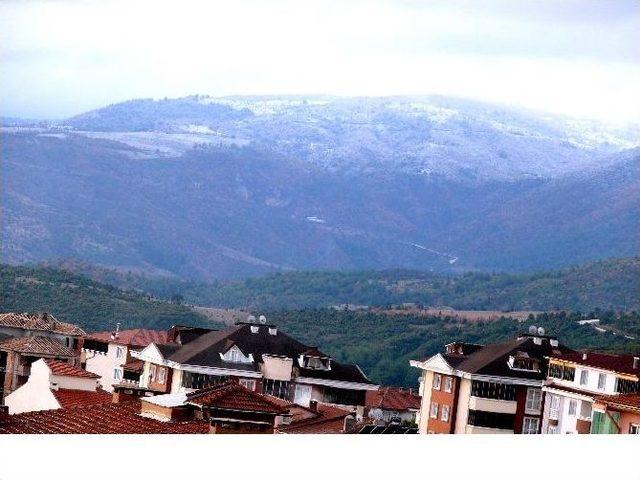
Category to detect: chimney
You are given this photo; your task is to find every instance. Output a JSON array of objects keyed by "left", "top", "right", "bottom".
[
  {"left": 582, "top": 352, "right": 588, "bottom": 360},
  {"left": 309, "top": 400, "right": 318, "bottom": 412},
  {"left": 268, "top": 327, "right": 277, "bottom": 336},
  {"left": 634, "top": 357, "right": 639, "bottom": 370}
]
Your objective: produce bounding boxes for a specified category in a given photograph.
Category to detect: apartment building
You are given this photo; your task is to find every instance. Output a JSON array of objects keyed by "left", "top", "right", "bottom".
[
  {"left": 0, "top": 312, "right": 85, "bottom": 402},
  {"left": 591, "top": 393, "right": 640, "bottom": 434},
  {"left": 132, "top": 320, "right": 378, "bottom": 412},
  {"left": 541, "top": 352, "right": 640, "bottom": 434},
  {"left": 410, "top": 332, "right": 573, "bottom": 434}
]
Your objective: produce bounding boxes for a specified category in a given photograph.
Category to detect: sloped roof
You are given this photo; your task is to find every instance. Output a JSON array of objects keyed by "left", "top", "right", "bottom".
[
  {"left": 122, "top": 359, "right": 144, "bottom": 373},
  {"left": 0, "top": 401, "right": 208, "bottom": 434},
  {"left": 45, "top": 359, "right": 99, "bottom": 378},
  {"left": 550, "top": 352, "right": 640, "bottom": 377},
  {"left": 0, "top": 312, "right": 85, "bottom": 336},
  {"left": 298, "top": 362, "right": 374, "bottom": 385},
  {"left": 454, "top": 336, "right": 573, "bottom": 380},
  {"left": 0, "top": 336, "right": 76, "bottom": 357},
  {"left": 187, "top": 381, "right": 288, "bottom": 414},
  {"left": 52, "top": 388, "right": 112, "bottom": 409},
  {"left": 85, "top": 329, "right": 169, "bottom": 348},
  {"left": 264, "top": 395, "right": 352, "bottom": 434},
  {"left": 366, "top": 387, "right": 421, "bottom": 411},
  {"left": 596, "top": 393, "right": 640, "bottom": 412}
]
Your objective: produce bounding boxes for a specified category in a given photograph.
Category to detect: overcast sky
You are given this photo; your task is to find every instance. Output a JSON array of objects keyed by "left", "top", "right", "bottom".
[{"left": 1, "top": 0, "right": 639, "bottom": 122}]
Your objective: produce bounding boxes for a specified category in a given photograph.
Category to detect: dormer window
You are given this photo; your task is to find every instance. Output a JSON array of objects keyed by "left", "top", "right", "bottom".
[
  {"left": 250, "top": 326, "right": 259, "bottom": 334},
  {"left": 299, "top": 355, "right": 331, "bottom": 370},
  {"left": 508, "top": 352, "right": 540, "bottom": 372},
  {"left": 221, "top": 345, "right": 252, "bottom": 364}
]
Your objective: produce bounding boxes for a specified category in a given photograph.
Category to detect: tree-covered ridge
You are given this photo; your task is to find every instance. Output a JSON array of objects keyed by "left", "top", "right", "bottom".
[
  {"left": 58, "top": 257, "right": 640, "bottom": 312},
  {"left": 0, "top": 264, "right": 211, "bottom": 333},
  {"left": 267, "top": 309, "right": 640, "bottom": 387}
]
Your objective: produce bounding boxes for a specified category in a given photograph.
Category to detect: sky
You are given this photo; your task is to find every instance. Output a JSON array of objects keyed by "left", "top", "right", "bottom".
[{"left": 1, "top": 0, "right": 639, "bottom": 122}]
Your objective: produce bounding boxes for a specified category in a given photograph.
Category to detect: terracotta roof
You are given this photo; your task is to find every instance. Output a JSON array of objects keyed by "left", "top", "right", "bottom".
[
  {"left": 0, "top": 336, "right": 76, "bottom": 357},
  {"left": 280, "top": 404, "right": 352, "bottom": 434},
  {"left": 45, "top": 359, "right": 99, "bottom": 378},
  {"left": 122, "top": 359, "right": 144, "bottom": 373},
  {"left": 0, "top": 312, "right": 85, "bottom": 336},
  {"left": 0, "top": 400, "right": 208, "bottom": 434},
  {"left": 187, "top": 381, "right": 288, "bottom": 414},
  {"left": 85, "top": 329, "right": 169, "bottom": 348},
  {"left": 52, "top": 388, "right": 112, "bottom": 409},
  {"left": 595, "top": 393, "right": 640, "bottom": 412},
  {"left": 366, "top": 387, "right": 420, "bottom": 412},
  {"left": 550, "top": 352, "right": 640, "bottom": 377}
]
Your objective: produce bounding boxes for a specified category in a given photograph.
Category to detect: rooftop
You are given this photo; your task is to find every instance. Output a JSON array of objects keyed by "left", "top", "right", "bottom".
[
  {"left": 85, "top": 328, "right": 169, "bottom": 348},
  {"left": 52, "top": 388, "right": 112, "bottom": 409},
  {"left": 0, "top": 400, "right": 208, "bottom": 434},
  {"left": 549, "top": 352, "right": 640, "bottom": 377},
  {"left": 0, "top": 312, "right": 85, "bottom": 336},
  {"left": 366, "top": 386, "right": 420, "bottom": 412},
  {"left": 0, "top": 336, "right": 76, "bottom": 357},
  {"left": 187, "top": 381, "right": 289, "bottom": 415},
  {"left": 595, "top": 393, "right": 640, "bottom": 412},
  {"left": 45, "top": 359, "right": 99, "bottom": 378}
]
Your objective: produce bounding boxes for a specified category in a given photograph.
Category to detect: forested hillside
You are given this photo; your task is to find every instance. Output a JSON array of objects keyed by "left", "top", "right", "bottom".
[
  {"left": 54, "top": 257, "right": 640, "bottom": 312},
  {"left": 0, "top": 264, "right": 211, "bottom": 333}
]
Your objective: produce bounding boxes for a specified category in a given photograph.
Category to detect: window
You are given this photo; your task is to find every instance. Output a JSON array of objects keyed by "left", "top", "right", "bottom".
[
  {"left": 471, "top": 380, "right": 516, "bottom": 401},
  {"left": 222, "top": 346, "right": 251, "bottom": 363},
  {"left": 323, "top": 386, "right": 365, "bottom": 406},
  {"left": 580, "top": 370, "right": 588, "bottom": 386},
  {"left": 548, "top": 425, "right": 558, "bottom": 434},
  {"left": 181, "top": 371, "right": 228, "bottom": 390},
  {"left": 444, "top": 377, "right": 453, "bottom": 393},
  {"left": 263, "top": 379, "right": 291, "bottom": 400},
  {"left": 239, "top": 379, "right": 256, "bottom": 391},
  {"left": 430, "top": 402, "right": 439, "bottom": 418},
  {"left": 149, "top": 364, "right": 157, "bottom": 382},
  {"left": 568, "top": 399, "right": 577, "bottom": 416},
  {"left": 525, "top": 388, "right": 542, "bottom": 411},
  {"left": 522, "top": 417, "right": 540, "bottom": 434},
  {"left": 441, "top": 405, "right": 450, "bottom": 422},
  {"left": 466, "top": 410, "right": 515, "bottom": 430},
  {"left": 579, "top": 401, "right": 592, "bottom": 419},
  {"left": 549, "top": 363, "right": 575, "bottom": 381},
  {"left": 113, "top": 368, "right": 122, "bottom": 380},
  {"left": 433, "top": 374, "right": 441, "bottom": 391},
  {"left": 616, "top": 378, "right": 640, "bottom": 394},
  {"left": 597, "top": 373, "right": 606, "bottom": 390},
  {"left": 563, "top": 366, "right": 576, "bottom": 382},
  {"left": 157, "top": 367, "right": 166, "bottom": 384},
  {"left": 115, "top": 346, "right": 125, "bottom": 359},
  {"left": 630, "top": 424, "right": 640, "bottom": 434}
]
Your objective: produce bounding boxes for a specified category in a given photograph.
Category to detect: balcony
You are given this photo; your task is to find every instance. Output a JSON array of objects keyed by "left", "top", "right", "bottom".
[{"left": 469, "top": 396, "right": 517, "bottom": 414}]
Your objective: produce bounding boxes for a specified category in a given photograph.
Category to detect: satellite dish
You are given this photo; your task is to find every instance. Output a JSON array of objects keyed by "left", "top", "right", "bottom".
[
  {"left": 537, "top": 327, "right": 545, "bottom": 336},
  {"left": 247, "top": 314, "right": 256, "bottom": 323},
  {"left": 528, "top": 325, "right": 537, "bottom": 335},
  {"left": 259, "top": 315, "right": 267, "bottom": 324}
]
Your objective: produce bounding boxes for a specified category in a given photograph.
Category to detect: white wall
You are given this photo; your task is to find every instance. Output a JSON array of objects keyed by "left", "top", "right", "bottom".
[
  {"left": 4, "top": 360, "right": 59, "bottom": 414},
  {"left": 84, "top": 343, "right": 127, "bottom": 392}
]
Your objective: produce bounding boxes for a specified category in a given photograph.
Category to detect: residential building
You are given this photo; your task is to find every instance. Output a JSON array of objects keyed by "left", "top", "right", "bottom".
[
  {"left": 4, "top": 358, "right": 110, "bottom": 414},
  {"left": 541, "top": 352, "right": 640, "bottom": 434},
  {"left": 591, "top": 393, "right": 640, "bottom": 434},
  {"left": 81, "top": 327, "right": 171, "bottom": 392},
  {"left": 132, "top": 321, "right": 378, "bottom": 414},
  {"left": 410, "top": 333, "right": 573, "bottom": 434},
  {"left": 365, "top": 386, "right": 421, "bottom": 425},
  {"left": 0, "top": 312, "right": 85, "bottom": 402}
]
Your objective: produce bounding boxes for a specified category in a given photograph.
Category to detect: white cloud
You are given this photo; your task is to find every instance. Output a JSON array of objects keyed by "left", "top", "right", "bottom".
[{"left": 1, "top": 0, "right": 638, "bottom": 122}]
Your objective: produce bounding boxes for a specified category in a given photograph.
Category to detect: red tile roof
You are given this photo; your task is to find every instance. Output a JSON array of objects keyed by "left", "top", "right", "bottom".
[
  {"left": 85, "top": 329, "right": 169, "bottom": 348},
  {"left": 596, "top": 393, "right": 640, "bottom": 412},
  {"left": 0, "top": 336, "right": 76, "bottom": 357},
  {"left": 280, "top": 404, "right": 353, "bottom": 434},
  {"left": 0, "top": 400, "right": 208, "bottom": 434},
  {"left": 45, "top": 359, "right": 99, "bottom": 378},
  {"left": 52, "top": 388, "right": 112, "bottom": 409},
  {"left": 0, "top": 312, "right": 85, "bottom": 336},
  {"left": 122, "top": 359, "right": 144, "bottom": 373},
  {"left": 550, "top": 352, "right": 640, "bottom": 377},
  {"left": 187, "top": 381, "right": 288, "bottom": 414},
  {"left": 366, "top": 387, "right": 421, "bottom": 412}
]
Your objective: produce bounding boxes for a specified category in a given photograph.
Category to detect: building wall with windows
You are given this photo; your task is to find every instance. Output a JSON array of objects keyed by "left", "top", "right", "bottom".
[
  {"left": 427, "top": 373, "right": 458, "bottom": 433},
  {"left": 83, "top": 343, "right": 127, "bottom": 392}
]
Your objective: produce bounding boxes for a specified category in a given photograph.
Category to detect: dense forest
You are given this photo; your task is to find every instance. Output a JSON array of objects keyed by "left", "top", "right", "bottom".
[
  {"left": 51, "top": 257, "right": 640, "bottom": 312},
  {"left": 0, "top": 264, "right": 212, "bottom": 333},
  {"left": 2, "top": 262, "right": 639, "bottom": 387}
]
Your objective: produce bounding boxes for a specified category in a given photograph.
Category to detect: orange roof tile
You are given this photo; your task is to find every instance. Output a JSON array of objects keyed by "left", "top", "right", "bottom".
[
  {"left": 45, "top": 359, "right": 99, "bottom": 378},
  {"left": 0, "top": 400, "right": 208, "bottom": 434},
  {"left": 52, "top": 388, "right": 112, "bottom": 409},
  {"left": 85, "top": 329, "right": 169, "bottom": 348},
  {"left": 366, "top": 387, "right": 421, "bottom": 411},
  {"left": 0, "top": 336, "right": 76, "bottom": 357},
  {"left": 0, "top": 312, "right": 85, "bottom": 336},
  {"left": 187, "top": 381, "right": 288, "bottom": 414}
]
